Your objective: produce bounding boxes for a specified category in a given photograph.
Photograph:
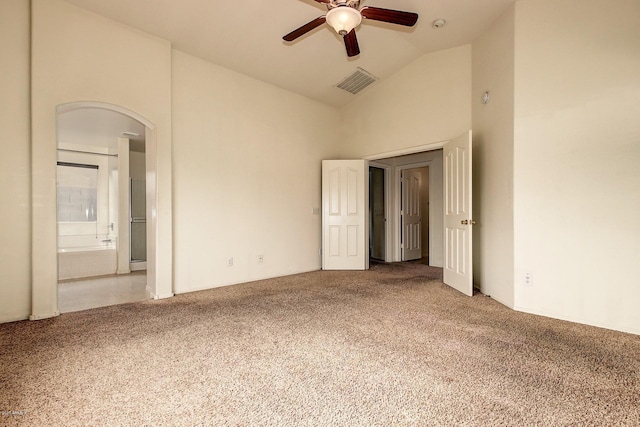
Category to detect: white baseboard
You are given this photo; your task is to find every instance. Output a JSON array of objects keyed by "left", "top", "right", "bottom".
[
  {"left": 1, "top": 313, "right": 30, "bottom": 324},
  {"left": 29, "top": 310, "right": 60, "bottom": 321},
  {"left": 147, "top": 286, "right": 173, "bottom": 300},
  {"left": 130, "top": 261, "right": 147, "bottom": 271}
]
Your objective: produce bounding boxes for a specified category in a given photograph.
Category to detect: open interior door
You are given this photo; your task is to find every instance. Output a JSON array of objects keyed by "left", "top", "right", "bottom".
[
  {"left": 322, "top": 160, "right": 369, "bottom": 270},
  {"left": 443, "top": 131, "right": 473, "bottom": 296}
]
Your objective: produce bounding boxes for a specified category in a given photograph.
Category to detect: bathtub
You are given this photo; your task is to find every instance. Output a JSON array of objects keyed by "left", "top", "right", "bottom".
[{"left": 58, "top": 235, "right": 117, "bottom": 280}]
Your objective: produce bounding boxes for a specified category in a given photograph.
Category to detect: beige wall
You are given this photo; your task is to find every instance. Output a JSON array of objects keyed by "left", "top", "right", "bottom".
[
  {"left": 171, "top": 50, "right": 341, "bottom": 293},
  {"left": 471, "top": 5, "right": 515, "bottom": 307},
  {"left": 30, "top": 0, "right": 173, "bottom": 318},
  {"left": 513, "top": 0, "right": 640, "bottom": 334},
  {"left": 341, "top": 45, "right": 472, "bottom": 159},
  {"left": 0, "top": 0, "right": 31, "bottom": 323}
]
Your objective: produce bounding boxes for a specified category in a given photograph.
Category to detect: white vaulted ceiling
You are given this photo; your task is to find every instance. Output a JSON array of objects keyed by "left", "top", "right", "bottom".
[{"left": 63, "top": 0, "right": 514, "bottom": 107}]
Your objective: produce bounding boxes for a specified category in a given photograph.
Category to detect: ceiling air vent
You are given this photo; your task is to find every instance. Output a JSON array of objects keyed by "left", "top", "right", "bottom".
[{"left": 335, "top": 67, "right": 377, "bottom": 95}]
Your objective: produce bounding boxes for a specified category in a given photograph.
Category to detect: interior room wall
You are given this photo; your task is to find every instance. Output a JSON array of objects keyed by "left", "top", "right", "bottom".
[
  {"left": 471, "top": 4, "right": 515, "bottom": 307},
  {"left": 340, "top": 45, "right": 472, "bottom": 159},
  {"left": 30, "top": 0, "right": 173, "bottom": 318},
  {"left": 513, "top": 0, "right": 640, "bottom": 334},
  {"left": 171, "top": 50, "right": 342, "bottom": 293},
  {"left": 0, "top": 0, "right": 31, "bottom": 323}
]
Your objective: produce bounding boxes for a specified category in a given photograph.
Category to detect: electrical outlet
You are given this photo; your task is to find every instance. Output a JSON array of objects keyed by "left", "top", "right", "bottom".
[
  {"left": 227, "top": 257, "right": 233, "bottom": 267},
  {"left": 524, "top": 272, "right": 533, "bottom": 286},
  {"left": 257, "top": 254, "right": 264, "bottom": 263},
  {"left": 312, "top": 208, "right": 320, "bottom": 215}
]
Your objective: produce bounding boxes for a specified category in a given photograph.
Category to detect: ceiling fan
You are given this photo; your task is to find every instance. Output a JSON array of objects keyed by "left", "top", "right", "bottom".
[{"left": 283, "top": 0, "right": 419, "bottom": 57}]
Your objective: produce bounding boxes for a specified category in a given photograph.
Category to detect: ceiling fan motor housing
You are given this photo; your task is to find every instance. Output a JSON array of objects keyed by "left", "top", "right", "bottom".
[{"left": 326, "top": 6, "right": 362, "bottom": 36}]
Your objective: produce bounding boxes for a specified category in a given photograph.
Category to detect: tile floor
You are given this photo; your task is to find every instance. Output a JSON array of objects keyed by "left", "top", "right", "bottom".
[{"left": 58, "top": 271, "right": 150, "bottom": 313}]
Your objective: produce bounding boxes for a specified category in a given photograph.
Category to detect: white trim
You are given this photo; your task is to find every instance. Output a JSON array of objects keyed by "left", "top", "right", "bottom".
[
  {"left": 147, "top": 288, "right": 174, "bottom": 300},
  {"left": 514, "top": 305, "right": 640, "bottom": 336},
  {"left": 130, "top": 261, "right": 147, "bottom": 271},
  {"left": 57, "top": 101, "right": 156, "bottom": 130},
  {"left": 29, "top": 310, "right": 60, "bottom": 321},
  {"left": 2, "top": 314, "right": 30, "bottom": 323},
  {"left": 364, "top": 140, "right": 448, "bottom": 161}
]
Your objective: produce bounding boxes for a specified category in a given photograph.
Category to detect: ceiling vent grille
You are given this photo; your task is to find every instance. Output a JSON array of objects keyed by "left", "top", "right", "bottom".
[{"left": 335, "top": 67, "right": 377, "bottom": 94}]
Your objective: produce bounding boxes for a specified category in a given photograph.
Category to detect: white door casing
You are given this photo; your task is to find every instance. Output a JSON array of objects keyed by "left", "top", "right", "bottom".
[
  {"left": 322, "top": 160, "right": 369, "bottom": 270},
  {"left": 443, "top": 131, "right": 473, "bottom": 296},
  {"left": 401, "top": 169, "right": 422, "bottom": 261}
]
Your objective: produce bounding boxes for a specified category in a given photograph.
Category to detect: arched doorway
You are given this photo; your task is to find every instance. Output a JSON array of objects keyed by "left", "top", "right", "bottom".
[
  {"left": 56, "top": 105, "right": 149, "bottom": 311},
  {"left": 31, "top": 101, "right": 165, "bottom": 319}
]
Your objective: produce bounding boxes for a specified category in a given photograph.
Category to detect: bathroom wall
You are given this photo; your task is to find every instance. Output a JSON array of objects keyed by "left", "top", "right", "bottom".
[{"left": 56, "top": 147, "right": 112, "bottom": 250}]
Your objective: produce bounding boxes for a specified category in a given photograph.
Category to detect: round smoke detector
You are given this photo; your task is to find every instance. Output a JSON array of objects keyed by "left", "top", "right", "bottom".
[{"left": 432, "top": 19, "right": 446, "bottom": 29}]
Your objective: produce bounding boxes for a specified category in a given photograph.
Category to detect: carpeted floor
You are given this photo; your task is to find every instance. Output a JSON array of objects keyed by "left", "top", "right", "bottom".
[{"left": 1, "top": 262, "right": 639, "bottom": 426}]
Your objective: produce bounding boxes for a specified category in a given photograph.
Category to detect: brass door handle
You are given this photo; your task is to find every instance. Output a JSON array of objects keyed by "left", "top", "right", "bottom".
[{"left": 461, "top": 220, "right": 468, "bottom": 225}]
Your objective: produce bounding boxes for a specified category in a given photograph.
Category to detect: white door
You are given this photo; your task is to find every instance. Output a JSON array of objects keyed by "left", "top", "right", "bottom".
[
  {"left": 401, "top": 169, "right": 422, "bottom": 261},
  {"left": 322, "top": 160, "right": 369, "bottom": 270},
  {"left": 443, "top": 131, "right": 473, "bottom": 296}
]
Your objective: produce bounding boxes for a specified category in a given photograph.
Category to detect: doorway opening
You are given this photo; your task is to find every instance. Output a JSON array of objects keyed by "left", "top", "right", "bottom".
[
  {"left": 367, "top": 150, "right": 444, "bottom": 268},
  {"left": 364, "top": 131, "right": 473, "bottom": 295},
  {"left": 56, "top": 105, "right": 151, "bottom": 312}
]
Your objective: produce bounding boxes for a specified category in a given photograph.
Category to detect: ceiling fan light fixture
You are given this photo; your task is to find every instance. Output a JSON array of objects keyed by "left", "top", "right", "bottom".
[{"left": 326, "top": 6, "right": 362, "bottom": 36}]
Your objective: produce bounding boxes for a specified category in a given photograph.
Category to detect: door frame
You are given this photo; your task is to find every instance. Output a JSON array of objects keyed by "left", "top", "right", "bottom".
[
  {"left": 365, "top": 140, "right": 446, "bottom": 265},
  {"left": 31, "top": 101, "right": 170, "bottom": 321}
]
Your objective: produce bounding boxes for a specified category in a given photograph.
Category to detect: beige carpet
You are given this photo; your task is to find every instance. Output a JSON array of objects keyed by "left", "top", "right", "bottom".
[{"left": 1, "top": 262, "right": 639, "bottom": 426}]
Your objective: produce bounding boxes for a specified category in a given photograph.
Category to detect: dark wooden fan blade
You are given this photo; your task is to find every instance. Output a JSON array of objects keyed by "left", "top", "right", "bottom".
[
  {"left": 344, "top": 29, "right": 360, "bottom": 57},
  {"left": 360, "top": 6, "right": 418, "bottom": 27},
  {"left": 313, "top": 0, "right": 331, "bottom": 3},
  {"left": 283, "top": 16, "right": 326, "bottom": 41}
]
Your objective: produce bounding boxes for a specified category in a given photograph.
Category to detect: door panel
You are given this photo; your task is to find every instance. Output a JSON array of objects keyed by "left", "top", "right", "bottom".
[
  {"left": 402, "top": 169, "right": 422, "bottom": 261},
  {"left": 443, "top": 131, "right": 473, "bottom": 296},
  {"left": 322, "top": 160, "right": 368, "bottom": 270}
]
